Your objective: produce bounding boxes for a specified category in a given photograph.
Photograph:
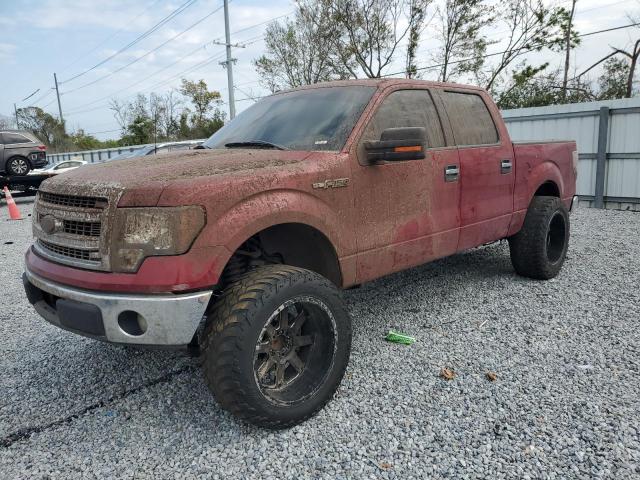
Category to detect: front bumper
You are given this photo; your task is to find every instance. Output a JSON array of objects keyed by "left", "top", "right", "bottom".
[{"left": 23, "top": 268, "right": 213, "bottom": 346}]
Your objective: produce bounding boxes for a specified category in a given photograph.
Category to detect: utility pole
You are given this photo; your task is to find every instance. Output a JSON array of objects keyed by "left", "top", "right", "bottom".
[
  {"left": 13, "top": 103, "right": 19, "bottom": 128},
  {"left": 53, "top": 73, "right": 65, "bottom": 132},
  {"left": 221, "top": 0, "right": 236, "bottom": 119}
]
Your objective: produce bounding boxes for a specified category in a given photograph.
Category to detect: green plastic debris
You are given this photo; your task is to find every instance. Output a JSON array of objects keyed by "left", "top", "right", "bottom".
[{"left": 385, "top": 330, "right": 416, "bottom": 345}]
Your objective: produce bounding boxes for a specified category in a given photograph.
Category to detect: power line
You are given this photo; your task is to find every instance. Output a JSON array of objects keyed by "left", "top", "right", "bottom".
[
  {"left": 60, "top": 0, "right": 199, "bottom": 84},
  {"left": 64, "top": 49, "right": 229, "bottom": 117},
  {"left": 59, "top": 0, "right": 166, "bottom": 74},
  {"left": 61, "top": 9, "right": 285, "bottom": 112},
  {"left": 385, "top": 21, "right": 640, "bottom": 78},
  {"left": 62, "top": 2, "right": 225, "bottom": 95}
]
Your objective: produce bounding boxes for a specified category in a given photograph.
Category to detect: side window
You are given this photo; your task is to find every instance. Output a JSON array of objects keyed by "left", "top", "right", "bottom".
[
  {"left": 2, "top": 133, "right": 31, "bottom": 145},
  {"left": 441, "top": 91, "right": 499, "bottom": 146},
  {"left": 362, "top": 89, "right": 446, "bottom": 150}
]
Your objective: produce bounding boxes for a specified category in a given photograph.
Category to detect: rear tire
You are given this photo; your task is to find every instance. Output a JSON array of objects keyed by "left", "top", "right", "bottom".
[
  {"left": 6, "top": 157, "right": 31, "bottom": 176},
  {"left": 201, "top": 265, "right": 352, "bottom": 429},
  {"left": 508, "top": 196, "right": 570, "bottom": 280}
]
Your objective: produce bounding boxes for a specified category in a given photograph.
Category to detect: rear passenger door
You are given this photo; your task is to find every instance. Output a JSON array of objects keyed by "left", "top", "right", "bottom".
[{"left": 438, "top": 89, "right": 514, "bottom": 250}]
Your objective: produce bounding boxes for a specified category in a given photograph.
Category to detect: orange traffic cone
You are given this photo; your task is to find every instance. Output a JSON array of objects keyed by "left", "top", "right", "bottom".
[{"left": 3, "top": 187, "right": 23, "bottom": 220}]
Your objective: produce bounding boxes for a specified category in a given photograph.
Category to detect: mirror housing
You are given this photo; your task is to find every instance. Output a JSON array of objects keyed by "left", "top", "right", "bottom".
[{"left": 364, "top": 127, "right": 426, "bottom": 164}]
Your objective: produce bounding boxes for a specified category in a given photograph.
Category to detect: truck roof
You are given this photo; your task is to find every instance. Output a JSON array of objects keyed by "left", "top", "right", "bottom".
[{"left": 274, "top": 78, "right": 485, "bottom": 95}]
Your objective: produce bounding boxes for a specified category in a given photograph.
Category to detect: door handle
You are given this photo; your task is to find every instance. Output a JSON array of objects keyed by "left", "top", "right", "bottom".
[
  {"left": 444, "top": 165, "right": 459, "bottom": 182},
  {"left": 501, "top": 159, "right": 512, "bottom": 174}
]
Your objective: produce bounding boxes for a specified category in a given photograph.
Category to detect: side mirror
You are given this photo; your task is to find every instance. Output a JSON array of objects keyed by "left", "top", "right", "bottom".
[{"left": 364, "top": 127, "right": 426, "bottom": 164}]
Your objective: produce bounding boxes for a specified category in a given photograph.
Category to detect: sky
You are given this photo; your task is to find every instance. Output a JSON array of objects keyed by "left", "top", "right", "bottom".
[{"left": 0, "top": 0, "right": 638, "bottom": 140}]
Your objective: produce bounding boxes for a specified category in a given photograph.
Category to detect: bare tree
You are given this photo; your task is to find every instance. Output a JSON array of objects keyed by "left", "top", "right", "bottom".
[
  {"left": 0, "top": 115, "right": 14, "bottom": 130},
  {"left": 612, "top": 37, "right": 640, "bottom": 97},
  {"left": 560, "top": 0, "right": 579, "bottom": 99},
  {"left": 254, "top": 1, "right": 352, "bottom": 92},
  {"left": 478, "top": 0, "right": 565, "bottom": 92},
  {"left": 434, "top": 0, "right": 494, "bottom": 82},
  {"left": 326, "top": 0, "right": 415, "bottom": 78},
  {"left": 158, "top": 90, "right": 182, "bottom": 139},
  {"left": 109, "top": 98, "right": 132, "bottom": 135}
]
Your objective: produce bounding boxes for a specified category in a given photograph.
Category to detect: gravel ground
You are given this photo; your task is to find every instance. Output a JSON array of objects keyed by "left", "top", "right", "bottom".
[{"left": 1, "top": 198, "right": 639, "bottom": 479}]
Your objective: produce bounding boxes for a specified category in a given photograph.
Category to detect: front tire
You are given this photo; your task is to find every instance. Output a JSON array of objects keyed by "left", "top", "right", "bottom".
[
  {"left": 508, "top": 196, "right": 570, "bottom": 279},
  {"left": 201, "top": 265, "right": 352, "bottom": 429},
  {"left": 6, "top": 157, "right": 31, "bottom": 176}
]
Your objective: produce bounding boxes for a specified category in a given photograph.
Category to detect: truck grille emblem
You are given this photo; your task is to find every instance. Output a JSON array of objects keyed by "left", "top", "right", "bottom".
[{"left": 40, "top": 215, "right": 60, "bottom": 234}]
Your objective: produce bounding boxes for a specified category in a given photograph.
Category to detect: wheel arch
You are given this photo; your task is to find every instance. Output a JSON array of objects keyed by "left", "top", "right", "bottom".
[
  {"left": 201, "top": 189, "right": 352, "bottom": 288},
  {"left": 222, "top": 222, "right": 343, "bottom": 287},
  {"left": 509, "top": 161, "right": 565, "bottom": 236}
]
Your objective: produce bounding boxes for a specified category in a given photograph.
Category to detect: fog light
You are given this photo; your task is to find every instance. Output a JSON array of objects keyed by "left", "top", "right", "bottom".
[{"left": 117, "top": 310, "right": 147, "bottom": 336}]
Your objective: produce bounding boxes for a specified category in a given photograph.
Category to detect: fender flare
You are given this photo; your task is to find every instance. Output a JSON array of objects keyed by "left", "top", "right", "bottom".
[
  {"left": 198, "top": 189, "right": 350, "bottom": 284},
  {"left": 509, "top": 161, "right": 565, "bottom": 236}
]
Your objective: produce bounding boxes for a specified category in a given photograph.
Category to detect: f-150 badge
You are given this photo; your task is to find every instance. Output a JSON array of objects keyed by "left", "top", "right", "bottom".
[{"left": 312, "top": 178, "right": 350, "bottom": 189}]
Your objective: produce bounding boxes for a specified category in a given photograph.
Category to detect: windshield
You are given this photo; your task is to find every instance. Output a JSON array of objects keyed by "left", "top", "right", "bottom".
[{"left": 203, "top": 86, "right": 376, "bottom": 151}]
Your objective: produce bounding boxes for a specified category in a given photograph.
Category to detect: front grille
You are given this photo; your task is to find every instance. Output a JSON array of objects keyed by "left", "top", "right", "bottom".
[
  {"left": 63, "top": 219, "right": 101, "bottom": 237},
  {"left": 39, "top": 191, "right": 106, "bottom": 209},
  {"left": 38, "top": 240, "right": 98, "bottom": 262}
]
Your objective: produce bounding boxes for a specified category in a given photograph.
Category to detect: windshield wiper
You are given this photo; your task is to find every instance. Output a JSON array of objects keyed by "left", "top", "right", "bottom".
[{"left": 225, "top": 140, "right": 288, "bottom": 150}]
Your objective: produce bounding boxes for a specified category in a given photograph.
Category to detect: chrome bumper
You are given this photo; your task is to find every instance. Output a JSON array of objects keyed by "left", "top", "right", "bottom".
[
  {"left": 23, "top": 268, "right": 213, "bottom": 346},
  {"left": 570, "top": 195, "right": 579, "bottom": 213}
]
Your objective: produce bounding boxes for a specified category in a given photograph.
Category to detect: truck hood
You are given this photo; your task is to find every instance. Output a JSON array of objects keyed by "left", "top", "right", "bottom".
[{"left": 39, "top": 149, "right": 312, "bottom": 206}]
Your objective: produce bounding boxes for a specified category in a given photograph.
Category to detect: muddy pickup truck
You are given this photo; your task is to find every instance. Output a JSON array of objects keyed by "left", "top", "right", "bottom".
[{"left": 23, "top": 79, "right": 577, "bottom": 428}]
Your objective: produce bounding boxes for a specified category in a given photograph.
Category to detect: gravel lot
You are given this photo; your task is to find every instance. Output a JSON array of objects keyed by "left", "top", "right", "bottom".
[{"left": 1, "top": 198, "right": 639, "bottom": 479}]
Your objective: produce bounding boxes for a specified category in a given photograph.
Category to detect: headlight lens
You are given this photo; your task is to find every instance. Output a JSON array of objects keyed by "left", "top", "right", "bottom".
[{"left": 111, "top": 206, "right": 205, "bottom": 272}]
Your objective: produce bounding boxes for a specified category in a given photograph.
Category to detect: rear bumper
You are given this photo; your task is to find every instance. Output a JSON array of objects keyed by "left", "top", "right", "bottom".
[
  {"left": 30, "top": 153, "right": 47, "bottom": 168},
  {"left": 570, "top": 195, "right": 579, "bottom": 213},
  {"left": 23, "top": 268, "right": 213, "bottom": 346}
]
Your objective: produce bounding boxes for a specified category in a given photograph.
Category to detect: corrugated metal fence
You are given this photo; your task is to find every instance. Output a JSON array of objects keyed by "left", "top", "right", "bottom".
[{"left": 503, "top": 97, "right": 640, "bottom": 210}]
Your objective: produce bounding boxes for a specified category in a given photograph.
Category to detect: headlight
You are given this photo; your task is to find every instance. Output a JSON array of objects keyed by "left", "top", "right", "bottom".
[{"left": 111, "top": 206, "right": 205, "bottom": 272}]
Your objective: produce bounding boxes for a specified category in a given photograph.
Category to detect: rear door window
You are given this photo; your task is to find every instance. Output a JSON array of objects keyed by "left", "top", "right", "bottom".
[
  {"left": 363, "top": 89, "right": 446, "bottom": 149},
  {"left": 1, "top": 132, "right": 32, "bottom": 145},
  {"left": 441, "top": 91, "right": 499, "bottom": 146}
]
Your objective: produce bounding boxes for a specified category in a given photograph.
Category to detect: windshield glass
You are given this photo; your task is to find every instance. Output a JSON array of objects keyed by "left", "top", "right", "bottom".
[{"left": 203, "top": 86, "right": 376, "bottom": 151}]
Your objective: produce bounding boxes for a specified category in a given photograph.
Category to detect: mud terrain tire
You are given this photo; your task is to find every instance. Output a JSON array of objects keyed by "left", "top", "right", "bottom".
[
  {"left": 509, "top": 196, "right": 570, "bottom": 280},
  {"left": 201, "top": 265, "right": 352, "bottom": 429}
]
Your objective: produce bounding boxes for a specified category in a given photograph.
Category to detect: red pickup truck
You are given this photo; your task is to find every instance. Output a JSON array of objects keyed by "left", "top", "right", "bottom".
[{"left": 23, "top": 79, "right": 577, "bottom": 428}]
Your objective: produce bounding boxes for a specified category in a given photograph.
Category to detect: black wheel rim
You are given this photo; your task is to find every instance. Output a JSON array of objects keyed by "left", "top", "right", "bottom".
[
  {"left": 253, "top": 295, "right": 337, "bottom": 406},
  {"left": 546, "top": 211, "right": 566, "bottom": 263}
]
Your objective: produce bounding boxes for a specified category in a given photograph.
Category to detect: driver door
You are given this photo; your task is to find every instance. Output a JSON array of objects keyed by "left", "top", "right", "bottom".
[{"left": 350, "top": 87, "right": 461, "bottom": 283}]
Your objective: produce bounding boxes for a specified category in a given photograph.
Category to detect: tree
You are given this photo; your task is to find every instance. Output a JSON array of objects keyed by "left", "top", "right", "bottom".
[
  {"left": 598, "top": 57, "right": 631, "bottom": 100},
  {"left": 325, "top": 0, "right": 416, "bottom": 78},
  {"left": 254, "top": 2, "right": 352, "bottom": 92},
  {"left": 68, "top": 130, "right": 103, "bottom": 151},
  {"left": 611, "top": 39, "right": 640, "bottom": 98},
  {"left": 0, "top": 115, "right": 14, "bottom": 130},
  {"left": 434, "top": 0, "right": 493, "bottom": 82},
  {"left": 498, "top": 65, "right": 595, "bottom": 109},
  {"left": 477, "top": 0, "right": 567, "bottom": 94},
  {"left": 16, "top": 107, "right": 71, "bottom": 151},
  {"left": 158, "top": 90, "right": 182, "bottom": 139},
  {"left": 405, "top": 0, "right": 431, "bottom": 78},
  {"left": 179, "top": 79, "right": 222, "bottom": 125},
  {"left": 556, "top": 0, "right": 580, "bottom": 100}
]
